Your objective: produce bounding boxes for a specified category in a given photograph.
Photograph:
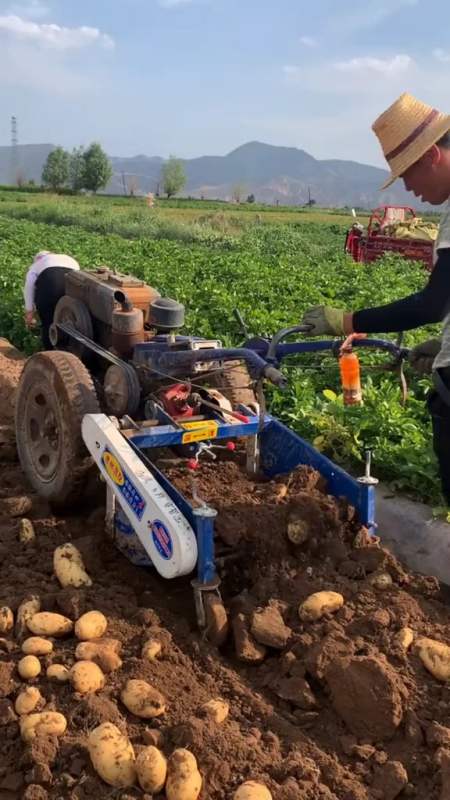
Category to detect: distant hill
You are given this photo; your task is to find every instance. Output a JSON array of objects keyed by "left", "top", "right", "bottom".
[{"left": 0, "top": 140, "right": 431, "bottom": 209}]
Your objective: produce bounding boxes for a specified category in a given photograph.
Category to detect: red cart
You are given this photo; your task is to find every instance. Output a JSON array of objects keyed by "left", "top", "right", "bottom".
[{"left": 345, "top": 206, "right": 435, "bottom": 271}]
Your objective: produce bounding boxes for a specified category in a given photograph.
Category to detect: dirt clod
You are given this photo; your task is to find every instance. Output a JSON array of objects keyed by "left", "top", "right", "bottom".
[
  {"left": 250, "top": 605, "right": 292, "bottom": 649},
  {"left": 325, "top": 655, "right": 406, "bottom": 740}
]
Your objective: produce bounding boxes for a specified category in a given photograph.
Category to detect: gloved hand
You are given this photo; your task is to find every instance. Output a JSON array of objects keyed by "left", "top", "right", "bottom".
[
  {"left": 301, "top": 305, "right": 346, "bottom": 336},
  {"left": 409, "top": 338, "right": 442, "bottom": 375}
]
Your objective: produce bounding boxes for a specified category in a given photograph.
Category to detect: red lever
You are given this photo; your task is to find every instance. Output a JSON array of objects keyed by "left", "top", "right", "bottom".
[
  {"left": 187, "top": 458, "right": 199, "bottom": 471},
  {"left": 232, "top": 412, "right": 249, "bottom": 423},
  {"left": 226, "top": 442, "right": 236, "bottom": 451}
]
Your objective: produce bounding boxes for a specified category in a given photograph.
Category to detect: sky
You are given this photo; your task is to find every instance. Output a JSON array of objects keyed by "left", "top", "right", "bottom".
[{"left": 0, "top": 0, "right": 449, "bottom": 166}]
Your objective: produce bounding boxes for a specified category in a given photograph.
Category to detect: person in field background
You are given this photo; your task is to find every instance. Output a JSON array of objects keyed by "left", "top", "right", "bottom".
[
  {"left": 301, "top": 93, "right": 450, "bottom": 505},
  {"left": 23, "top": 251, "right": 80, "bottom": 348}
]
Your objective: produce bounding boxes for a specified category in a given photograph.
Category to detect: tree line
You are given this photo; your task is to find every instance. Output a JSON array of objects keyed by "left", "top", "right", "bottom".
[{"left": 41, "top": 143, "right": 113, "bottom": 193}]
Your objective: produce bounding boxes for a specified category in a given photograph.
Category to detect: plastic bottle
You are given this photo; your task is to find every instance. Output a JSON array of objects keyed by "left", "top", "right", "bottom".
[{"left": 339, "top": 350, "right": 362, "bottom": 405}]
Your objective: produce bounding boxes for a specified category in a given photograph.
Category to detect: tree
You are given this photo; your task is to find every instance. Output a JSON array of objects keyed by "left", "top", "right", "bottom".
[
  {"left": 69, "top": 147, "right": 86, "bottom": 193},
  {"left": 161, "top": 156, "right": 186, "bottom": 198},
  {"left": 42, "top": 147, "right": 70, "bottom": 191},
  {"left": 246, "top": 193, "right": 255, "bottom": 204},
  {"left": 82, "top": 142, "right": 113, "bottom": 193}
]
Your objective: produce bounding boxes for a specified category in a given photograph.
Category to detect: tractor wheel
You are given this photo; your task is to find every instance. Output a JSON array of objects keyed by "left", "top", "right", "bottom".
[
  {"left": 15, "top": 351, "right": 100, "bottom": 511},
  {"left": 51, "top": 296, "right": 93, "bottom": 357},
  {"left": 210, "top": 361, "right": 256, "bottom": 408}
]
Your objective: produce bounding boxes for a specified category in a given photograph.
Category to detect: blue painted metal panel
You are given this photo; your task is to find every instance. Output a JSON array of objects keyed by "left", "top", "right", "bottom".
[
  {"left": 128, "top": 418, "right": 260, "bottom": 449},
  {"left": 259, "top": 417, "right": 375, "bottom": 530}
]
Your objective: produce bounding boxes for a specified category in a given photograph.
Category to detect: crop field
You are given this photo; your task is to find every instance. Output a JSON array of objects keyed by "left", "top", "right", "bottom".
[{"left": 0, "top": 190, "right": 441, "bottom": 503}]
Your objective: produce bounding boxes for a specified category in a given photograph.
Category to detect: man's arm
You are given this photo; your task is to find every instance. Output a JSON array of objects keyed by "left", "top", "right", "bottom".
[
  {"left": 352, "top": 248, "right": 450, "bottom": 333},
  {"left": 23, "top": 265, "right": 38, "bottom": 313}
]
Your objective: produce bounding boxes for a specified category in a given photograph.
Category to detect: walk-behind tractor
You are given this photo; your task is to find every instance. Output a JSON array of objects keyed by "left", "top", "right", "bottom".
[{"left": 14, "top": 267, "right": 408, "bottom": 642}]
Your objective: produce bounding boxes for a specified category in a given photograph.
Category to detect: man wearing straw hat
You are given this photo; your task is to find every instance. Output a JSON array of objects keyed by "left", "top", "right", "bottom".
[{"left": 301, "top": 93, "right": 450, "bottom": 504}]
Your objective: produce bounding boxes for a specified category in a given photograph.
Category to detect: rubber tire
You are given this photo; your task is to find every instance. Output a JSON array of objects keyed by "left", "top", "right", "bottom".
[
  {"left": 15, "top": 351, "right": 100, "bottom": 511},
  {"left": 210, "top": 361, "right": 256, "bottom": 407},
  {"left": 53, "top": 296, "right": 93, "bottom": 356}
]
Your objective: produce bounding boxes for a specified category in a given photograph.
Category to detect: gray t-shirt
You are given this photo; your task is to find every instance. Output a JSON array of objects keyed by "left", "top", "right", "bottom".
[{"left": 433, "top": 201, "right": 450, "bottom": 370}]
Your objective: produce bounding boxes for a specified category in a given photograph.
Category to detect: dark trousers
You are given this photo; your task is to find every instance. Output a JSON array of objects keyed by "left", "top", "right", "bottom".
[
  {"left": 34, "top": 266, "right": 72, "bottom": 349},
  {"left": 428, "top": 366, "right": 450, "bottom": 505}
]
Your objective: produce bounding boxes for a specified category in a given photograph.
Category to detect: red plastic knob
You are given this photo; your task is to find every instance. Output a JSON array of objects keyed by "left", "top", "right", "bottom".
[
  {"left": 226, "top": 442, "right": 236, "bottom": 451},
  {"left": 187, "top": 458, "right": 199, "bottom": 471}
]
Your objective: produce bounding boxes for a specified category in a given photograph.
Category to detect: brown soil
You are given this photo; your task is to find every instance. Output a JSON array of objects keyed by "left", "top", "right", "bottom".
[{"left": 1, "top": 347, "right": 450, "bottom": 799}]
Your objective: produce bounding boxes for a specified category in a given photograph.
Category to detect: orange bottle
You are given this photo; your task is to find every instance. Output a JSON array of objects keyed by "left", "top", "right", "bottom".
[{"left": 339, "top": 350, "right": 362, "bottom": 405}]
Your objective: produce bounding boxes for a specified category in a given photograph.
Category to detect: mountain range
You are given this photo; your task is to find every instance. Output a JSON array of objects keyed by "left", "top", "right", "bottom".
[{"left": 0, "top": 141, "right": 430, "bottom": 209}]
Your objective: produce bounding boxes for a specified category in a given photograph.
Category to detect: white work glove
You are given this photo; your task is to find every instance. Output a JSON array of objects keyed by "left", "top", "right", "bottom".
[{"left": 301, "top": 305, "right": 346, "bottom": 336}]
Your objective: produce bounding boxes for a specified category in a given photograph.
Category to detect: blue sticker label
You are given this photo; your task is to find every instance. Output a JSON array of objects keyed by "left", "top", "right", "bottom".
[{"left": 150, "top": 519, "right": 173, "bottom": 560}]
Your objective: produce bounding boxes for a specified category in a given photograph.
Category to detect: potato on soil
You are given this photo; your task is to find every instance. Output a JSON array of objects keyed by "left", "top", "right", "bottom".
[
  {"left": 16, "top": 596, "right": 40, "bottom": 639},
  {"left": 47, "top": 664, "right": 70, "bottom": 683},
  {"left": 15, "top": 686, "right": 44, "bottom": 715},
  {"left": 75, "top": 610, "right": 107, "bottom": 641},
  {"left": 19, "top": 518, "right": 36, "bottom": 544},
  {"left": 166, "top": 749, "right": 202, "bottom": 800},
  {"left": 121, "top": 679, "right": 166, "bottom": 718},
  {"left": 53, "top": 542, "right": 92, "bottom": 588},
  {"left": 397, "top": 627, "right": 414, "bottom": 651},
  {"left": 415, "top": 637, "right": 450, "bottom": 681},
  {"left": 20, "top": 711, "right": 67, "bottom": 742},
  {"left": 87, "top": 722, "right": 136, "bottom": 788},
  {"left": 201, "top": 698, "right": 229, "bottom": 724},
  {"left": 298, "top": 591, "right": 344, "bottom": 622},
  {"left": 233, "top": 781, "right": 273, "bottom": 799},
  {"left": 0, "top": 606, "right": 13, "bottom": 634},
  {"left": 22, "top": 637, "right": 53, "bottom": 656},
  {"left": 70, "top": 661, "right": 105, "bottom": 694},
  {"left": 141, "top": 639, "right": 162, "bottom": 661},
  {"left": 27, "top": 612, "right": 73, "bottom": 638},
  {"left": 75, "top": 639, "right": 122, "bottom": 673},
  {"left": 18, "top": 655, "right": 41, "bottom": 679},
  {"left": 136, "top": 746, "right": 167, "bottom": 793}
]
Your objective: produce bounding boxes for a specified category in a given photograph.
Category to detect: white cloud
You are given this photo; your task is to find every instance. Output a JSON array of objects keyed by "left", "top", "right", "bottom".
[
  {"left": 7, "top": 1, "right": 49, "bottom": 18},
  {"left": 299, "top": 35, "right": 317, "bottom": 48},
  {"left": 283, "top": 64, "right": 302, "bottom": 78},
  {"left": 328, "top": 0, "right": 418, "bottom": 35},
  {"left": 335, "top": 54, "right": 413, "bottom": 76},
  {"left": 158, "top": 0, "right": 194, "bottom": 6},
  {"left": 433, "top": 48, "right": 450, "bottom": 63},
  {"left": 0, "top": 14, "right": 114, "bottom": 49}
]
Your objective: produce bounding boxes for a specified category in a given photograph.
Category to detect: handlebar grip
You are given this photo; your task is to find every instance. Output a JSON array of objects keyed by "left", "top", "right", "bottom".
[{"left": 263, "top": 365, "right": 287, "bottom": 389}]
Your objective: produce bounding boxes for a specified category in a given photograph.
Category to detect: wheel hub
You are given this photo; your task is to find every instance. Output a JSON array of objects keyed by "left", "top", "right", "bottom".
[{"left": 26, "top": 389, "right": 61, "bottom": 481}]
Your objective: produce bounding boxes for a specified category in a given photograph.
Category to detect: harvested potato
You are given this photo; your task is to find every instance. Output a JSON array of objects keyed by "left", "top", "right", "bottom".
[
  {"left": 88, "top": 722, "right": 136, "bottom": 788},
  {"left": 47, "top": 664, "right": 70, "bottom": 683},
  {"left": 369, "top": 571, "right": 393, "bottom": 590},
  {"left": 75, "top": 639, "right": 122, "bottom": 673},
  {"left": 136, "top": 746, "right": 167, "bottom": 793},
  {"left": 28, "top": 612, "right": 73, "bottom": 638},
  {"left": 415, "top": 637, "right": 450, "bottom": 681},
  {"left": 19, "top": 518, "right": 36, "bottom": 544},
  {"left": 0, "top": 606, "right": 13, "bottom": 634},
  {"left": 15, "top": 686, "right": 44, "bottom": 715},
  {"left": 22, "top": 637, "right": 53, "bottom": 656},
  {"left": 233, "top": 781, "right": 273, "bottom": 799},
  {"left": 141, "top": 639, "right": 161, "bottom": 662},
  {"left": 287, "top": 515, "right": 309, "bottom": 545},
  {"left": 121, "top": 679, "right": 166, "bottom": 718},
  {"left": 397, "top": 627, "right": 414, "bottom": 651},
  {"left": 15, "top": 596, "right": 40, "bottom": 639},
  {"left": 53, "top": 542, "right": 92, "bottom": 588},
  {"left": 70, "top": 661, "right": 105, "bottom": 694},
  {"left": 298, "top": 591, "right": 344, "bottom": 622},
  {"left": 202, "top": 698, "right": 229, "bottom": 724},
  {"left": 166, "top": 749, "right": 202, "bottom": 800},
  {"left": 20, "top": 711, "right": 67, "bottom": 742},
  {"left": 18, "top": 655, "right": 41, "bottom": 680},
  {"left": 75, "top": 611, "right": 107, "bottom": 641}
]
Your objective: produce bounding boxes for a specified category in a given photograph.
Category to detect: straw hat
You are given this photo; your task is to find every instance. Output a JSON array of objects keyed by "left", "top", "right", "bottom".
[{"left": 372, "top": 92, "right": 450, "bottom": 189}]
